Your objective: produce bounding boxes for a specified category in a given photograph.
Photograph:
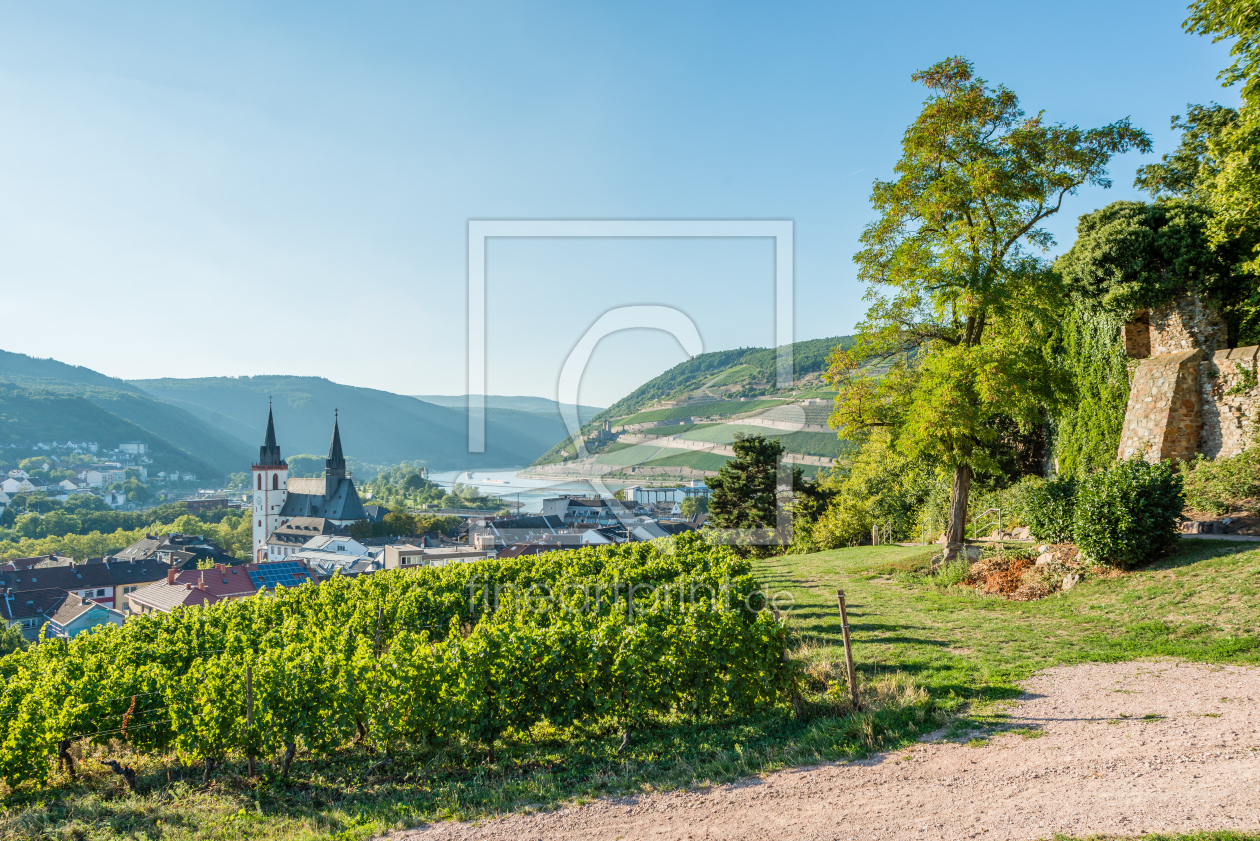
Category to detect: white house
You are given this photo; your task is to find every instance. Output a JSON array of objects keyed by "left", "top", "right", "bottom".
[{"left": 1, "top": 477, "right": 35, "bottom": 495}]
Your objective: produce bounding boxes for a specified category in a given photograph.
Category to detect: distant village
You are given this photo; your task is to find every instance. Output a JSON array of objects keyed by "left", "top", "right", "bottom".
[
  {"left": 0, "top": 439, "right": 198, "bottom": 519},
  {"left": 1, "top": 409, "right": 710, "bottom": 643}
]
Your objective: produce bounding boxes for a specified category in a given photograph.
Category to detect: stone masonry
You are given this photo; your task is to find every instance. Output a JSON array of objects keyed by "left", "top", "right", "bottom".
[{"left": 1117, "top": 294, "right": 1260, "bottom": 462}]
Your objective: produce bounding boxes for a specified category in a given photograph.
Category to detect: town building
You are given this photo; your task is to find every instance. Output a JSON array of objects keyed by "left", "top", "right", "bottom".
[
  {"left": 381, "top": 543, "right": 495, "bottom": 570},
  {"left": 127, "top": 560, "right": 318, "bottom": 615},
  {"left": 266, "top": 517, "right": 350, "bottom": 560},
  {"left": 0, "top": 557, "right": 173, "bottom": 614},
  {"left": 1, "top": 587, "right": 68, "bottom": 640},
  {"left": 43, "top": 597, "right": 126, "bottom": 639},
  {"left": 251, "top": 408, "right": 367, "bottom": 561}
]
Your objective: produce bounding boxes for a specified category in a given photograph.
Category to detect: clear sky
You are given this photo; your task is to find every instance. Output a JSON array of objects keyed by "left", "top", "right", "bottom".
[{"left": 0, "top": 1, "right": 1240, "bottom": 408}]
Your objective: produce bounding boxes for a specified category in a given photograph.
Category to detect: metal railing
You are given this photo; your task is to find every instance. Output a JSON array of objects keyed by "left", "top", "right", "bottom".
[{"left": 970, "top": 507, "right": 1002, "bottom": 541}]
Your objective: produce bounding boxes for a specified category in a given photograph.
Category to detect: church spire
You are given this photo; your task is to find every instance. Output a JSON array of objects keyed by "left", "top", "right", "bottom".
[
  {"left": 257, "top": 403, "right": 285, "bottom": 467},
  {"left": 325, "top": 410, "right": 346, "bottom": 477}
]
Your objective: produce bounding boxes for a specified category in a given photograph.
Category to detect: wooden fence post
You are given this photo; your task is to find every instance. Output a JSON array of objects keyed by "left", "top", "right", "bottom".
[
  {"left": 836, "top": 589, "right": 859, "bottom": 709},
  {"left": 246, "top": 664, "right": 255, "bottom": 777}
]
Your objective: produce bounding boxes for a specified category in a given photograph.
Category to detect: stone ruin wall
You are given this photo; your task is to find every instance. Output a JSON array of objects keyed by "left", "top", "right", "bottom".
[{"left": 1117, "top": 294, "right": 1260, "bottom": 463}]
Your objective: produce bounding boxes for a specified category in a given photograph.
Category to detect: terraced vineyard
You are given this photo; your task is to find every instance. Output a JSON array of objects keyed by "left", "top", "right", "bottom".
[{"left": 527, "top": 336, "right": 853, "bottom": 480}]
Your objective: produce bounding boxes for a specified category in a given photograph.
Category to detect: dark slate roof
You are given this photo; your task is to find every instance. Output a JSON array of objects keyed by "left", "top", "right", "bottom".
[
  {"left": 1, "top": 555, "right": 71, "bottom": 571},
  {"left": 280, "top": 476, "right": 367, "bottom": 521},
  {"left": 362, "top": 504, "right": 388, "bottom": 523},
  {"left": 0, "top": 559, "right": 170, "bottom": 593},
  {"left": 267, "top": 517, "right": 348, "bottom": 546},
  {"left": 256, "top": 406, "right": 285, "bottom": 467},
  {"left": 657, "top": 521, "right": 697, "bottom": 535},
  {"left": 0, "top": 588, "right": 67, "bottom": 622},
  {"left": 325, "top": 417, "right": 346, "bottom": 476},
  {"left": 115, "top": 533, "right": 225, "bottom": 563},
  {"left": 489, "top": 515, "right": 562, "bottom": 532}
]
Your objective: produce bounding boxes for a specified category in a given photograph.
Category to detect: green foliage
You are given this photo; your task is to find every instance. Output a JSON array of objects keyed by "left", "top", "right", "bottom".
[
  {"left": 0, "top": 624, "right": 27, "bottom": 657},
  {"left": 793, "top": 430, "right": 945, "bottom": 550},
  {"left": 1225, "top": 361, "right": 1258, "bottom": 395},
  {"left": 0, "top": 505, "right": 253, "bottom": 561},
  {"left": 706, "top": 435, "right": 800, "bottom": 552},
  {"left": 1182, "top": 443, "right": 1260, "bottom": 515},
  {"left": 1020, "top": 475, "right": 1077, "bottom": 543},
  {"left": 1183, "top": 2, "right": 1260, "bottom": 275},
  {"left": 679, "top": 495, "right": 709, "bottom": 517},
  {"left": 1073, "top": 457, "right": 1183, "bottom": 567},
  {"left": 1050, "top": 305, "right": 1131, "bottom": 479},
  {"left": 1055, "top": 200, "right": 1259, "bottom": 343},
  {"left": 0, "top": 534, "right": 793, "bottom": 791},
  {"left": 830, "top": 56, "right": 1144, "bottom": 542},
  {"left": 1135, "top": 103, "right": 1239, "bottom": 201}
]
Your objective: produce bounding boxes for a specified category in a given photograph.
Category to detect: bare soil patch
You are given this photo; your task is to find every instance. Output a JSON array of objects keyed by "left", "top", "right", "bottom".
[{"left": 392, "top": 660, "right": 1260, "bottom": 841}]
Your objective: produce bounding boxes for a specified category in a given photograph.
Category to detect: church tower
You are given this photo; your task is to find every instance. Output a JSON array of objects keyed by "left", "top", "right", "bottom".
[{"left": 251, "top": 405, "right": 289, "bottom": 561}]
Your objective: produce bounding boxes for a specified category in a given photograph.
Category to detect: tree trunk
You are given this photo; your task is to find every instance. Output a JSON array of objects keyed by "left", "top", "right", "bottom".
[
  {"left": 57, "top": 739, "right": 77, "bottom": 779},
  {"left": 281, "top": 742, "right": 296, "bottom": 778},
  {"left": 944, "top": 462, "right": 972, "bottom": 556}
]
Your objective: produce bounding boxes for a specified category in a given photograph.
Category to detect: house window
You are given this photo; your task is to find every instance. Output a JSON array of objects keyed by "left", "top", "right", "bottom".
[
  {"left": 257, "top": 474, "right": 262, "bottom": 490},
  {"left": 96, "top": 589, "right": 106, "bottom": 598},
  {"left": 272, "top": 473, "right": 279, "bottom": 490}
]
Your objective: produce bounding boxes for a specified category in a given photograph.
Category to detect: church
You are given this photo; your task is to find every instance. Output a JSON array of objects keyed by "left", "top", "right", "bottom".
[{"left": 251, "top": 407, "right": 367, "bottom": 561}]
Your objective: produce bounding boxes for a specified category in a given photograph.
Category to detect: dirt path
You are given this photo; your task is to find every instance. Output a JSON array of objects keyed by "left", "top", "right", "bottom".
[{"left": 393, "top": 661, "right": 1260, "bottom": 841}]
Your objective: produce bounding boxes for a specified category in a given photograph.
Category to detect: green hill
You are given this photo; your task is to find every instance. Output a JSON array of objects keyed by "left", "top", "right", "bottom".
[
  {"left": 530, "top": 336, "right": 853, "bottom": 473},
  {"left": 0, "top": 350, "right": 251, "bottom": 478},
  {"left": 131, "top": 376, "right": 575, "bottom": 473}
]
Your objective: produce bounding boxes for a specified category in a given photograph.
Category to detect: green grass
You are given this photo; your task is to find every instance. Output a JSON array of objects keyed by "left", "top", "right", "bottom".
[
  {"left": 705, "top": 363, "right": 758, "bottom": 388},
  {"left": 639, "top": 448, "right": 733, "bottom": 472},
  {"left": 6, "top": 539, "right": 1260, "bottom": 841},
  {"left": 675, "top": 423, "right": 844, "bottom": 458},
  {"left": 617, "top": 399, "right": 786, "bottom": 426}
]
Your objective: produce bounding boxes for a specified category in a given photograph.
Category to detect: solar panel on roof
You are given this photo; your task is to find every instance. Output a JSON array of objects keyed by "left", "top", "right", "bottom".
[{"left": 247, "top": 561, "right": 311, "bottom": 589}]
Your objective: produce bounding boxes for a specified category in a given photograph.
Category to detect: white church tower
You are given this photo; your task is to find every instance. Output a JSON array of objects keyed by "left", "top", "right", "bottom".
[{"left": 251, "top": 405, "right": 289, "bottom": 561}]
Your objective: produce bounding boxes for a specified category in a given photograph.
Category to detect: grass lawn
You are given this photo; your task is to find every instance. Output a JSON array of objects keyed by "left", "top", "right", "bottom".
[{"left": 4, "top": 540, "right": 1258, "bottom": 841}]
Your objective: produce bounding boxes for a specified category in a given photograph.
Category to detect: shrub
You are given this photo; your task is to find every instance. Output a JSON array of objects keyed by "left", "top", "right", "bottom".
[
  {"left": 1072, "top": 457, "right": 1183, "bottom": 567},
  {"left": 1021, "top": 475, "right": 1078, "bottom": 543},
  {"left": 1182, "top": 446, "right": 1260, "bottom": 515}
]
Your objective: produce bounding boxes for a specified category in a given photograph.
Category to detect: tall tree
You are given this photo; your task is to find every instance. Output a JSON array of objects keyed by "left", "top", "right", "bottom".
[
  {"left": 706, "top": 433, "right": 800, "bottom": 553},
  {"left": 828, "top": 57, "right": 1149, "bottom": 552},
  {"left": 1185, "top": 0, "right": 1260, "bottom": 270},
  {"left": 1134, "top": 103, "right": 1238, "bottom": 201}
]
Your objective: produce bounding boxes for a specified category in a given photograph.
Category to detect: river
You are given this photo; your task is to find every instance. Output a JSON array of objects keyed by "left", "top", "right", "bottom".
[{"left": 426, "top": 468, "right": 636, "bottom": 514}]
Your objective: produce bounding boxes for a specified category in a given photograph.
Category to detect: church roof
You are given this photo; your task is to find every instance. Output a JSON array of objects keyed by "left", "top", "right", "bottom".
[
  {"left": 326, "top": 415, "right": 346, "bottom": 476},
  {"left": 280, "top": 476, "right": 367, "bottom": 521},
  {"left": 256, "top": 406, "right": 285, "bottom": 467}
]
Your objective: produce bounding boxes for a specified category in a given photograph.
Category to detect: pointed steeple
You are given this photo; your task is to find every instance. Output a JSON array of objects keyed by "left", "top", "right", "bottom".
[
  {"left": 325, "top": 410, "right": 346, "bottom": 477},
  {"left": 257, "top": 403, "right": 285, "bottom": 467}
]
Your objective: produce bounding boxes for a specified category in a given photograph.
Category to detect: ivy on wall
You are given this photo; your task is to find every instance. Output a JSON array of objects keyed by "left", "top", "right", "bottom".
[{"left": 1051, "top": 305, "right": 1132, "bottom": 479}]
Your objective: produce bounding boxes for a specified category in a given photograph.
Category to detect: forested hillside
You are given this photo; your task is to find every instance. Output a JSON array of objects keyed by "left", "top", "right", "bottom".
[
  {"left": 0, "top": 351, "right": 251, "bottom": 478},
  {"left": 132, "top": 375, "right": 575, "bottom": 471}
]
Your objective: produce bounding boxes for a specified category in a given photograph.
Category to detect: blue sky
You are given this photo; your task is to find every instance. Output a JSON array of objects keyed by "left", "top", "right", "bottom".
[{"left": 0, "top": 1, "right": 1240, "bottom": 407}]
